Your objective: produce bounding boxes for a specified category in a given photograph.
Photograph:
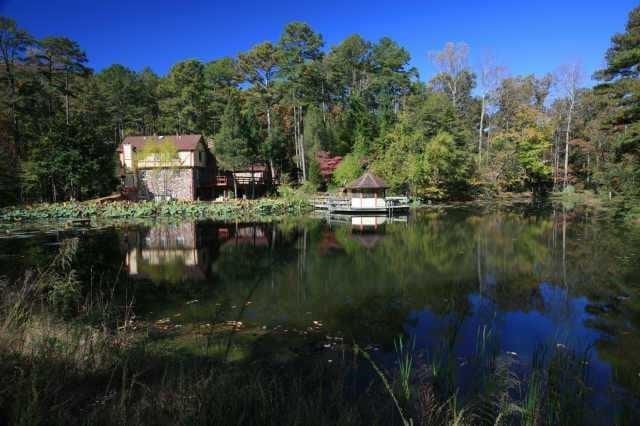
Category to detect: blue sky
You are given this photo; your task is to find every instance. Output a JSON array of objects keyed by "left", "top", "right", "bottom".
[{"left": 1, "top": 0, "right": 636, "bottom": 83}]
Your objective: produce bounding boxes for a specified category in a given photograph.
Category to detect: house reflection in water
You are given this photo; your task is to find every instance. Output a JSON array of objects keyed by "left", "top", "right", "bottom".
[
  {"left": 318, "top": 215, "right": 406, "bottom": 253},
  {"left": 350, "top": 216, "right": 388, "bottom": 249},
  {"left": 217, "top": 224, "right": 269, "bottom": 249},
  {"left": 125, "top": 222, "right": 212, "bottom": 282},
  {"left": 124, "top": 221, "right": 273, "bottom": 283}
]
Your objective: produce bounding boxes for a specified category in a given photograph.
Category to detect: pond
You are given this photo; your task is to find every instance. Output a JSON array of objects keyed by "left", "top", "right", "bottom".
[{"left": 2, "top": 205, "right": 640, "bottom": 423}]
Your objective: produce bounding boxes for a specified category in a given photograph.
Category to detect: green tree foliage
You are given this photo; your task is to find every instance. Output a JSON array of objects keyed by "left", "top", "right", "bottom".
[
  {"left": 215, "top": 96, "right": 250, "bottom": 197},
  {"left": 204, "top": 57, "right": 239, "bottom": 135},
  {"left": 0, "top": 148, "right": 16, "bottom": 206},
  {"left": 95, "top": 65, "right": 155, "bottom": 141},
  {"left": 158, "top": 59, "right": 207, "bottom": 134},
  {"left": 370, "top": 38, "right": 415, "bottom": 107},
  {"left": 32, "top": 36, "right": 90, "bottom": 124},
  {"left": 303, "top": 105, "right": 331, "bottom": 153},
  {"left": 326, "top": 35, "right": 372, "bottom": 101},
  {"left": 332, "top": 153, "right": 365, "bottom": 187},
  {"left": 0, "top": 17, "right": 33, "bottom": 153},
  {"left": 2, "top": 7, "right": 640, "bottom": 204},
  {"left": 136, "top": 137, "right": 179, "bottom": 166},
  {"left": 20, "top": 115, "right": 116, "bottom": 201},
  {"left": 593, "top": 6, "right": 640, "bottom": 196},
  {"left": 303, "top": 105, "right": 331, "bottom": 188},
  {"left": 237, "top": 42, "right": 280, "bottom": 127},
  {"left": 372, "top": 113, "right": 471, "bottom": 199}
]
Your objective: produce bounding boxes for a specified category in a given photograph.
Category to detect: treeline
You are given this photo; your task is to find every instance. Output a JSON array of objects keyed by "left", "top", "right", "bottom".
[{"left": 0, "top": 6, "right": 638, "bottom": 205}]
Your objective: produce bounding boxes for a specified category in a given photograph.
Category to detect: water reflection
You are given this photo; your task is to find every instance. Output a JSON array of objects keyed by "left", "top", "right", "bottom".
[
  {"left": 123, "top": 222, "right": 275, "bottom": 284},
  {"left": 125, "top": 222, "right": 210, "bottom": 282},
  {"left": 111, "top": 208, "right": 640, "bottom": 402}
]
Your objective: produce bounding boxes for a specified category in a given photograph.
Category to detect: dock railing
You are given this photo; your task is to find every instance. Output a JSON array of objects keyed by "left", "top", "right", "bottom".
[
  {"left": 312, "top": 195, "right": 410, "bottom": 211},
  {"left": 310, "top": 195, "right": 349, "bottom": 211},
  {"left": 385, "top": 196, "right": 409, "bottom": 207}
]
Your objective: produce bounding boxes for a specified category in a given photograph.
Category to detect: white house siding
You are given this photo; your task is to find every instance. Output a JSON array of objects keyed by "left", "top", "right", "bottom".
[
  {"left": 351, "top": 216, "right": 387, "bottom": 226},
  {"left": 351, "top": 196, "right": 386, "bottom": 209}
]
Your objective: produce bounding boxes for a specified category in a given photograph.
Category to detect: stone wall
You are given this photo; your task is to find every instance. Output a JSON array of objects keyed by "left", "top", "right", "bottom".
[{"left": 138, "top": 168, "right": 195, "bottom": 201}]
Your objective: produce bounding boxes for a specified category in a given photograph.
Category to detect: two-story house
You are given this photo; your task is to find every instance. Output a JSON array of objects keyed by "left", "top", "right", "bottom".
[
  {"left": 117, "top": 134, "right": 215, "bottom": 201},
  {"left": 117, "top": 134, "right": 274, "bottom": 201}
]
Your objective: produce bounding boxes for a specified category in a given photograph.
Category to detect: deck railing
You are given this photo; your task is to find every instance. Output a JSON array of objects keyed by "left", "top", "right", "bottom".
[
  {"left": 311, "top": 195, "right": 409, "bottom": 211},
  {"left": 212, "top": 175, "right": 265, "bottom": 187},
  {"left": 234, "top": 176, "right": 265, "bottom": 185}
]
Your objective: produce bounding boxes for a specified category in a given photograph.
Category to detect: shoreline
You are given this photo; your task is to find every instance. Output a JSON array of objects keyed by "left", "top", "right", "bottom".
[
  {"left": 2, "top": 190, "right": 637, "bottom": 225},
  {"left": 0, "top": 198, "right": 311, "bottom": 223}
]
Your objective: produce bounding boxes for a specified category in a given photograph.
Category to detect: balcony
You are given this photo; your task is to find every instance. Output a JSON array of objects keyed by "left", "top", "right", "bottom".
[
  {"left": 213, "top": 175, "right": 265, "bottom": 186},
  {"left": 234, "top": 176, "right": 265, "bottom": 185}
]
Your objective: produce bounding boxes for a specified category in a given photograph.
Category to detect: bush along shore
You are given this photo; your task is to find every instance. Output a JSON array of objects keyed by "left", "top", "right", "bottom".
[{"left": 0, "top": 198, "right": 311, "bottom": 222}]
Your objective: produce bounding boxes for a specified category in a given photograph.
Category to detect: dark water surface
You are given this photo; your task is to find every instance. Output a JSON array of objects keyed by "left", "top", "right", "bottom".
[{"left": 2, "top": 206, "right": 640, "bottom": 418}]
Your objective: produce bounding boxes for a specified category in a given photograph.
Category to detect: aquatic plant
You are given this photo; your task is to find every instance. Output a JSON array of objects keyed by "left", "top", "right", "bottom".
[
  {"left": 354, "top": 341, "right": 414, "bottom": 426},
  {"left": 395, "top": 335, "right": 414, "bottom": 403},
  {"left": 0, "top": 199, "right": 312, "bottom": 222}
]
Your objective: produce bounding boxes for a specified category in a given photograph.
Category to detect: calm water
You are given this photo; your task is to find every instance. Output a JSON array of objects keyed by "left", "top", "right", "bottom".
[{"left": 2, "top": 206, "right": 640, "bottom": 414}]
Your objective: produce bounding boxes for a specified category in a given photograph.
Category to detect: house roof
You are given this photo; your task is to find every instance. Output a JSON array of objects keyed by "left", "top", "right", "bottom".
[
  {"left": 117, "top": 135, "right": 203, "bottom": 152},
  {"left": 347, "top": 171, "right": 389, "bottom": 190}
]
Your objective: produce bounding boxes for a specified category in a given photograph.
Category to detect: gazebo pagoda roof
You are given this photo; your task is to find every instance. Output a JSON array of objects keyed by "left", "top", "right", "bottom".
[{"left": 346, "top": 171, "right": 389, "bottom": 190}]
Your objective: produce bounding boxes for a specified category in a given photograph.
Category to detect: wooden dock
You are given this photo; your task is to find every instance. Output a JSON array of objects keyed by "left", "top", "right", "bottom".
[{"left": 311, "top": 196, "right": 410, "bottom": 215}]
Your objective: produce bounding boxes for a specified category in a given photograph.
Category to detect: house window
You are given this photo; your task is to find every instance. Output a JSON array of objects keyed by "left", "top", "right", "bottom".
[{"left": 198, "top": 151, "right": 203, "bottom": 163}]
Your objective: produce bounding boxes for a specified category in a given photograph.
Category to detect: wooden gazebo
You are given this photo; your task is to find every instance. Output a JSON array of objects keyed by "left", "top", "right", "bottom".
[{"left": 346, "top": 172, "right": 389, "bottom": 210}]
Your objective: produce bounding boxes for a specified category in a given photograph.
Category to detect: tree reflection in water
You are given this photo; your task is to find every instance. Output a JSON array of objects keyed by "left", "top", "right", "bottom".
[{"left": 115, "top": 208, "right": 640, "bottom": 400}]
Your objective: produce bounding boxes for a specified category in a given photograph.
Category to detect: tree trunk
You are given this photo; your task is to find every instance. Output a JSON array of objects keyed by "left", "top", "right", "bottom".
[
  {"left": 553, "top": 128, "right": 559, "bottom": 191},
  {"left": 587, "top": 152, "right": 591, "bottom": 187},
  {"left": 48, "top": 60, "right": 54, "bottom": 117},
  {"left": 563, "top": 98, "right": 574, "bottom": 190},
  {"left": 266, "top": 108, "right": 271, "bottom": 133},
  {"left": 321, "top": 81, "right": 327, "bottom": 123},
  {"left": 478, "top": 94, "right": 485, "bottom": 161},
  {"left": 65, "top": 72, "right": 70, "bottom": 125},
  {"left": 269, "top": 158, "right": 275, "bottom": 187},
  {"left": 251, "top": 162, "right": 255, "bottom": 199},
  {"left": 298, "top": 106, "right": 306, "bottom": 181},
  {"left": 300, "top": 126, "right": 307, "bottom": 181},
  {"left": 232, "top": 169, "right": 238, "bottom": 198},
  {"left": 2, "top": 58, "right": 20, "bottom": 154},
  {"left": 293, "top": 104, "right": 299, "bottom": 171}
]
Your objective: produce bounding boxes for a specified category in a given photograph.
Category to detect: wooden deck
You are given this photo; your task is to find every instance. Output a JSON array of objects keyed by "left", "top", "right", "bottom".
[{"left": 312, "top": 196, "right": 410, "bottom": 215}]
